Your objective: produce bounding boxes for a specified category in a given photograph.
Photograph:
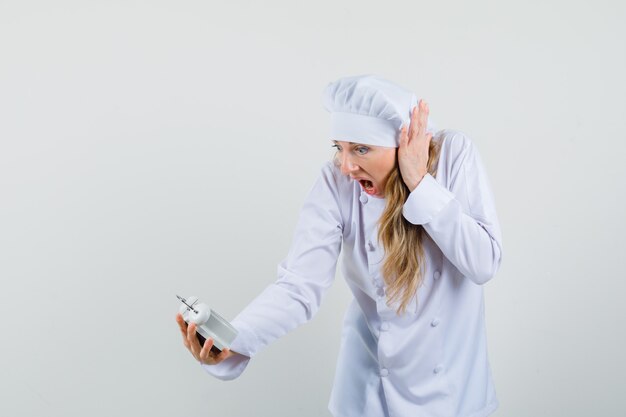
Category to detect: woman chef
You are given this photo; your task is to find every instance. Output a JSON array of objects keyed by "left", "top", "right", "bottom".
[{"left": 175, "top": 74, "right": 503, "bottom": 417}]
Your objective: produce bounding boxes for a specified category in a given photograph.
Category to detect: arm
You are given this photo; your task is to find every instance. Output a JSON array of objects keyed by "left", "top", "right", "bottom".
[
  {"left": 402, "top": 131, "right": 503, "bottom": 284},
  {"left": 202, "top": 162, "right": 344, "bottom": 380}
]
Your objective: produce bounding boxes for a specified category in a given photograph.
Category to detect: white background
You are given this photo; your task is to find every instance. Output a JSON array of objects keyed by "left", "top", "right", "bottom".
[{"left": 1, "top": 1, "right": 624, "bottom": 416}]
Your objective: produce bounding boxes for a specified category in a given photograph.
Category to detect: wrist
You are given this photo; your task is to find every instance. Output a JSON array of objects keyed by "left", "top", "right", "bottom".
[{"left": 406, "top": 172, "right": 427, "bottom": 193}]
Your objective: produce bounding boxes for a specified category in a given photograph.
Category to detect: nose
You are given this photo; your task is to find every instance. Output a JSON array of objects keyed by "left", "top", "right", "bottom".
[{"left": 339, "top": 152, "right": 359, "bottom": 175}]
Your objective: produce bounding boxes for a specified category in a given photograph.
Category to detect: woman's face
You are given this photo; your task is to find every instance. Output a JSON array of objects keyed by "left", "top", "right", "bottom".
[{"left": 332, "top": 140, "right": 397, "bottom": 198}]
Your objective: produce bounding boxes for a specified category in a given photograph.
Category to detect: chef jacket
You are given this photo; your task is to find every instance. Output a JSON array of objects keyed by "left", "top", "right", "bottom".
[{"left": 201, "top": 129, "right": 503, "bottom": 417}]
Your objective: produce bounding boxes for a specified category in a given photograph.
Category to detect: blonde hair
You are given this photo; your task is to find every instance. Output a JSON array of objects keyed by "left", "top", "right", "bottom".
[
  {"left": 378, "top": 138, "right": 442, "bottom": 314},
  {"left": 331, "top": 138, "right": 442, "bottom": 314}
]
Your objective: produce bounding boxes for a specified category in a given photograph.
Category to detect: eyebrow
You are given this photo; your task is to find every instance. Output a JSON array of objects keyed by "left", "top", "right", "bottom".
[{"left": 332, "top": 140, "right": 362, "bottom": 145}]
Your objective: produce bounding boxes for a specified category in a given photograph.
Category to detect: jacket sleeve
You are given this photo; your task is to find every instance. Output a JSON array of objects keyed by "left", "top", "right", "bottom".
[
  {"left": 202, "top": 162, "right": 344, "bottom": 380},
  {"left": 401, "top": 131, "right": 503, "bottom": 285}
]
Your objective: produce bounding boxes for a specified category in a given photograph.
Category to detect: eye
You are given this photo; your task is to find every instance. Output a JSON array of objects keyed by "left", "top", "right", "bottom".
[
  {"left": 331, "top": 144, "right": 342, "bottom": 151},
  {"left": 355, "top": 146, "right": 369, "bottom": 155}
]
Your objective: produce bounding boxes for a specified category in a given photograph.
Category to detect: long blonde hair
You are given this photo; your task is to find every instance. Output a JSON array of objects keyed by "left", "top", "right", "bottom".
[{"left": 378, "top": 138, "right": 442, "bottom": 314}]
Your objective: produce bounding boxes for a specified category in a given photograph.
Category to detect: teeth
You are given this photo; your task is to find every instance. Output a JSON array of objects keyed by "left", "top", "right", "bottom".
[{"left": 357, "top": 179, "right": 373, "bottom": 190}]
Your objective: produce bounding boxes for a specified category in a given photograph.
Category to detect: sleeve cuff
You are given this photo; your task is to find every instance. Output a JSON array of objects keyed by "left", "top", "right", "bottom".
[
  {"left": 198, "top": 319, "right": 257, "bottom": 381},
  {"left": 402, "top": 173, "right": 455, "bottom": 225},
  {"left": 228, "top": 319, "right": 260, "bottom": 358},
  {"left": 200, "top": 353, "right": 250, "bottom": 381}
]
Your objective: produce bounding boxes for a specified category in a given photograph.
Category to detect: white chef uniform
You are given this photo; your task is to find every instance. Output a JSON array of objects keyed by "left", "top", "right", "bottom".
[{"left": 201, "top": 127, "right": 503, "bottom": 417}]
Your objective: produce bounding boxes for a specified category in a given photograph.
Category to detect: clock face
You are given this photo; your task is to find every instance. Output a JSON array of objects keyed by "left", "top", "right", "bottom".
[{"left": 187, "top": 303, "right": 211, "bottom": 324}]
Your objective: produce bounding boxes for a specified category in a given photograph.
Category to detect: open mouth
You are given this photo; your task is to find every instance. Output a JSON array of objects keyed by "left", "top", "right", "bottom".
[
  {"left": 358, "top": 179, "right": 376, "bottom": 194},
  {"left": 359, "top": 179, "right": 373, "bottom": 188}
]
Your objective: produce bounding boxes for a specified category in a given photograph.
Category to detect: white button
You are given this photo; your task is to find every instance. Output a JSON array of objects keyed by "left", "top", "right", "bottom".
[
  {"left": 377, "top": 287, "right": 385, "bottom": 297},
  {"left": 380, "top": 368, "right": 389, "bottom": 377},
  {"left": 367, "top": 241, "right": 375, "bottom": 251},
  {"left": 380, "top": 322, "right": 390, "bottom": 331},
  {"left": 433, "top": 270, "right": 441, "bottom": 280},
  {"left": 359, "top": 194, "right": 368, "bottom": 204},
  {"left": 373, "top": 278, "right": 383, "bottom": 287},
  {"left": 431, "top": 318, "right": 440, "bottom": 327},
  {"left": 433, "top": 364, "right": 444, "bottom": 374}
]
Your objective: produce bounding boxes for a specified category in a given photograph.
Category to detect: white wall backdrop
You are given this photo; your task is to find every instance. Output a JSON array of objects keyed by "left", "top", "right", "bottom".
[{"left": 1, "top": 1, "right": 624, "bottom": 416}]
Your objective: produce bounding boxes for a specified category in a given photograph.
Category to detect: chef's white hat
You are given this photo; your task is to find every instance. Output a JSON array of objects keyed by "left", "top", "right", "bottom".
[{"left": 322, "top": 74, "right": 436, "bottom": 148}]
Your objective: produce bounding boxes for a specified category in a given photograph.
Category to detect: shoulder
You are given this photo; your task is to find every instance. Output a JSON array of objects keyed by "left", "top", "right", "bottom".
[
  {"left": 318, "top": 160, "right": 353, "bottom": 194},
  {"left": 315, "top": 160, "right": 355, "bottom": 224},
  {"left": 435, "top": 129, "right": 476, "bottom": 162},
  {"left": 433, "top": 129, "right": 482, "bottom": 176}
]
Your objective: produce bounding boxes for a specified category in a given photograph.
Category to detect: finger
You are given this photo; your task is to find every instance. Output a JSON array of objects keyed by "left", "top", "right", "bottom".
[
  {"left": 176, "top": 314, "right": 191, "bottom": 348},
  {"left": 413, "top": 100, "right": 424, "bottom": 138},
  {"left": 418, "top": 100, "right": 429, "bottom": 138},
  {"left": 398, "top": 124, "right": 408, "bottom": 148},
  {"left": 199, "top": 337, "right": 215, "bottom": 364},
  {"left": 176, "top": 314, "right": 187, "bottom": 336},
  {"left": 187, "top": 323, "right": 201, "bottom": 357},
  {"left": 210, "top": 346, "right": 231, "bottom": 365},
  {"left": 216, "top": 348, "right": 231, "bottom": 363},
  {"left": 408, "top": 105, "right": 418, "bottom": 142}
]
